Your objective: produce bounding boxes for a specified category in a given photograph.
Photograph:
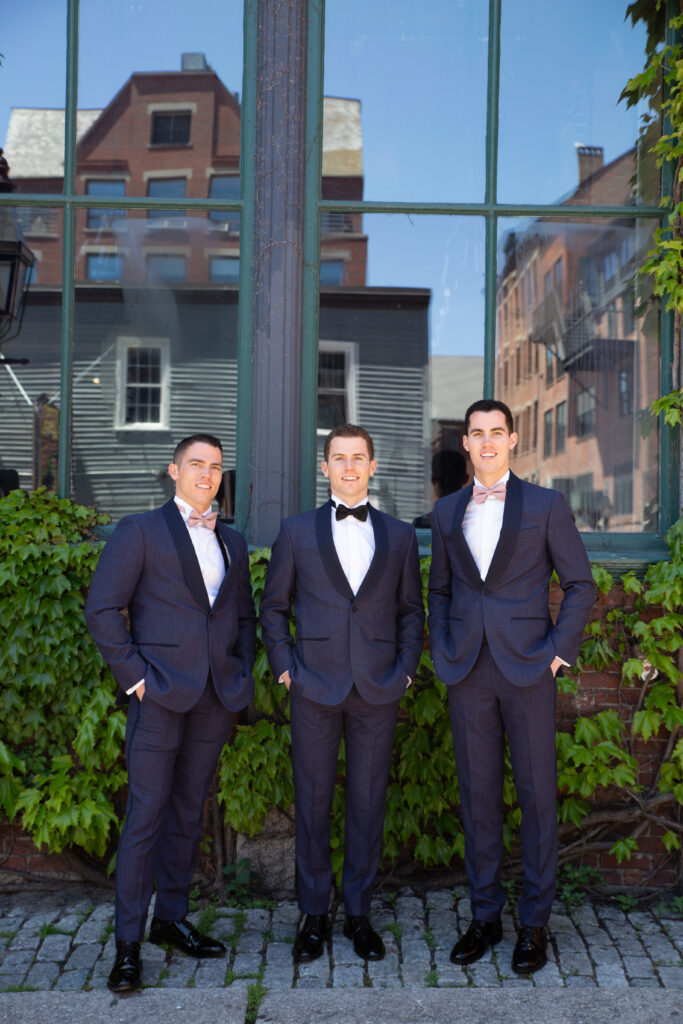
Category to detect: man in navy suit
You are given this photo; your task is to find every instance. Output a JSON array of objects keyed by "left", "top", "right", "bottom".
[
  {"left": 260, "top": 424, "right": 425, "bottom": 963},
  {"left": 85, "top": 434, "right": 257, "bottom": 993},
  {"left": 428, "top": 400, "right": 595, "bottom": 974}
]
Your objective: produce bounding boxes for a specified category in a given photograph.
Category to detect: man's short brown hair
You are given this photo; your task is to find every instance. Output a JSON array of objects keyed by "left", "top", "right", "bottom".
[
  {"left": 172, "top": 433, "right": 223, "bottom": 464},
  {"left": 323, "top": 424, "right": 375, "bottom": 462},
  {"left": 464, "top": 400, "right": 514, "bottom": 435}
]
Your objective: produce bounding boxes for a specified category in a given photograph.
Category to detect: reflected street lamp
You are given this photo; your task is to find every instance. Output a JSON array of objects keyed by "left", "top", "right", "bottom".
[{"left": 0, "top": 148, "right": 35, "bottom": 348}]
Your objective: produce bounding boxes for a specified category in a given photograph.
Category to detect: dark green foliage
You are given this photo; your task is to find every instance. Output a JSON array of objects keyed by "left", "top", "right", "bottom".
[{"left": 0, "top": 489, "right": 125, "bottom": 857}]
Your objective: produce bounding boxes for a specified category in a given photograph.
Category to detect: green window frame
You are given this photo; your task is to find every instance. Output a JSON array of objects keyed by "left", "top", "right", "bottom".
[{"left": 0, "top": 0, "right": 678, "bottom": 567}]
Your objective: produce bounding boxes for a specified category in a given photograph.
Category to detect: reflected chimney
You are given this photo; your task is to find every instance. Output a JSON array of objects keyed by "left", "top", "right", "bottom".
[{"left": 576, "top": 145, "right": 603, "bottom": 184}]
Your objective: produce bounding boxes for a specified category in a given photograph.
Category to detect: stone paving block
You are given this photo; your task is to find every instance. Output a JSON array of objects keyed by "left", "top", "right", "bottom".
[
  {"left": 553, "top": 931, "right": 587, "bottom": 954},
  {"left": 548, "top": 912, "right": 576, "bottom": 934},
  {"left": 73, "top": 915, "right": 111, "bottom": 945},
  {"left": 466, "top": 961, "right": 500, "bottom": 987},
  {"left": 237, "top": 929, "right": 265, "bottom": 953},
  {"left": 570, "top": 903, "right": 601, "bottom": 929},
  {"left": 611, "top": 935, "right": 646, "bottom": 957},
  {"left": 621, "top": 955, "right": 656, "bottom": 979},
  {"left": 265, "top": 942, "right": 294, "bottom": 968},
  {"left": 595, "top": 963, "right": 629, "bottom": 987},
  {"left": 140, "top": 958, "right": 168, "bottom": 987},
  {"left": 194, "top": 957, "right": 229, "bottom": 987},
  {"left": 425, "top": 891, "right": 456, "bottom": 913},
  {"left": 296, "top": 955, "right": 329, "bottom": 986},
  {"left": 53, "top": 968, "right": 89, "bottom": 990},
  {"left": 64, "top": 942, "right": 100, "bottom": 971},
  {"left": 531, "top": 961, "right": 564, "bottom": 987},
  {"left": 330, "top": 935, "right": 359, "bottom": 967},
  {"left": 262, "top": 964, "right": 294, "bottom": 988},
  {"left": 51, "top": 913, "right": 83, "bottom": 936},
  {"left": 400, "top": 962, "right": 437, "bottom": 988},
  {"left": 231, "top": 951, "right": 261, "bottom": 977},
  {"left": 159, "top": 956, "right": 198, "bottom": 987},
  {"left": 565, "top": 973, "right": 598, "bottom": 987},
  {"left": 270, "top": 903, "right": 300, "bottom": 927},
  {"left": 590, "top": 944, "right": 622, "bottom": 966},
  {"left": 556, "top": 950, "right": 593, "bottom": 976},
  {"left": 501, "top": 976, "right": 533, "bottom": 988},
  {"left": 244, "top": 909, "right": 271, "bottom": 931},
  {"left": 400, "top": 938, "right": 432, "bottom": 966},
  {"left": 25, "top": 960, "right": 61, "bottom": 989},
  {"left": 645, "top": 937, "right": 680, "bottom": 960},
  {"left": 366, "top": 952, "right": 399, "bottom": 981},
  {"left": 332, "top": 963, "right": 365, "bottom": 987},
  {"left": 226, "top": 975, "right": 252, "bottom": 988},
  {"left": 0, "top": 949, "right": 36, "bottom": 974},
  {"left": 37, "top": 933, "right": 72, "bottom": 962},
  {"left": 656, "top": 965, "right": 683, "bottom": 988}
]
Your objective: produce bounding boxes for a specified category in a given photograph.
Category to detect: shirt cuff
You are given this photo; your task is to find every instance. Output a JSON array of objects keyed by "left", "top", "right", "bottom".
[
  {"left": 126, "top": 679, "right": 145, "bottom": 695},
  {"left": 554, "top": 657, "right": 570, "bottom": 668}
]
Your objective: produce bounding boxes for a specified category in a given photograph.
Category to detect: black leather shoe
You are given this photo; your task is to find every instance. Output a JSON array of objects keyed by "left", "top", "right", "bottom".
[
  {"left": 149, "top": 917, "right": 226, "bottom": 958},
  {"left": 107, "top": 940, "right": 142, "bottom": 994},
  {"left": 450, "top": 918, "right": 502, "bottom": 965},
  {"left": 343, "top": 914, "right": 385, "bottom": 961},
  {"left": 293, "top": 913, "right": 328, "bottom": 962},
  {"left": 512, "top": 925, "right": 548, "bottom": 974}
]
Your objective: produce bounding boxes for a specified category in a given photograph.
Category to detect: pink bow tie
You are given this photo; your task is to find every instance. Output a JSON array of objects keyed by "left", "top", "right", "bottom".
[
  {"left": 188, "top": 509, "right": 218, "bottom": 530},
  {"left": 472, "top": 481, "right": 507, "bottom": 504}
]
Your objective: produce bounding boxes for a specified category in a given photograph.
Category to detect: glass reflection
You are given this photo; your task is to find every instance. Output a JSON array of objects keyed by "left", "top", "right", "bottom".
[
  {"left": 324, "top": 0, "right": 488, "bottom": 202},
  {"left": 317, "top": 213, "right": 485, "bottom": 522},
  {"left": 496, "top": 216, "right": 659, "bottom": 533},
  {"left": 0, "top": 205, "right": 62, "bottom": 493},
  {"left": 1, "top": 2, "right": 67, "bottom": 197},
  {"left": 71, "top": 207, "right": 240, "bottom": 521},
  {"left": 77, "top": 1, "right": 244, "bottom": 200},
  {"left": 499, "top": 0, "right": 657, "bottom": 206}
]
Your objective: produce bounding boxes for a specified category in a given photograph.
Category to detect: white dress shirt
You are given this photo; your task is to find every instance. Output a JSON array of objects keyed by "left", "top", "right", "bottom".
[
  {"left": 462, "top": 471, "right": 510, "bottom": 581},
  {"left": 330, "top": 492, "right": 375, "bottom": 595},
  {"left": 126, "top": 497, "right": 227, "bottom": 695}
]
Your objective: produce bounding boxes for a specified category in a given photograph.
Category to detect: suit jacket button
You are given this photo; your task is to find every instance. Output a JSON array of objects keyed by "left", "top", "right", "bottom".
[
  {"left": 483, "top": 587, "right": 491, "bottom": 595},
  {"left": 351, "top": 605, "right": 358, "bottom": 613}
]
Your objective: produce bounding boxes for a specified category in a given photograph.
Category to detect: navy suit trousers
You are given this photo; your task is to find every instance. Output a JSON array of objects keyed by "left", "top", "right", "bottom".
[
  {"left": 447, "top": 645, "right": 558, "bottom": 927},
  {"left": 115, "top": 679, "right": 233, "bottom": 941},
  {"left": 290, "top": 686, "right": 399, "bottom": 917}
]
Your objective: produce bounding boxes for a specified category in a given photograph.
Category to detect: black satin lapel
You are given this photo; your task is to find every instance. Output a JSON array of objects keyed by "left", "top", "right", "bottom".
[
  {"left": 452, "top": 485, "right": 482, "bottom": 589},
  {"left": 316, "top": 501, "right": 355, "bottom": 601},
  {"left": 485, "top": 472, "right": 523, "bottom": 584},
  {"left": 161, "top": 500, "right": 210, "bottom": 611},
  {"left": 212, "top": 523, "right": 234, "bottom": 610},
  {"left": 355, "top": 505, "right": 388, "bottom": 601}
]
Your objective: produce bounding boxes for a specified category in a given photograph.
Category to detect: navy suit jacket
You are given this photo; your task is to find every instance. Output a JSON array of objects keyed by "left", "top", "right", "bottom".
[
  {"left": 260, "top": 501, "right": 425, "bottom": 706},
  {"left": 428, "top": 472, "right": 595, "bottom": 688},
  {"left": 85, "top": 500, "right": 257, "bottom": 712}
]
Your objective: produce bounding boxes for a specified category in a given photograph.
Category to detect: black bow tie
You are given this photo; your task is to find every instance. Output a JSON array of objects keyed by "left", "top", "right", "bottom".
[{"left": 334, "top": 502, "right": 369, "bottom": 522}]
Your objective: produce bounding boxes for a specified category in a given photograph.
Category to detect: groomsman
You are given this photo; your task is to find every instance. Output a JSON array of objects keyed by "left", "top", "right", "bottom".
[
  {"left": 86, "top": 434, "right": 257, "bottom": 993},
  {"left": 428, "top": 400, "right": 595, "bottom": 973},
  {"left": 261, "top": 424, "right": 425, "bottom": 962}
]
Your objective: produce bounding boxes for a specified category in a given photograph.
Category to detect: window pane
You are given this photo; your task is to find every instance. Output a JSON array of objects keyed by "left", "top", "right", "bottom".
[
  {"left": 324, "top": 0, "right": 488, "bottom": 202},
  {"left": 499, "top": 0, "right": 657, "bottom": 206},
  {"left": 209, "top": 176, "right": 240, "bottom": 228},
  {"left": 209, "top": 256, "right": 240, "bottom": 284},
  {"left": 317, "top": 214, "right": 485, "bottom": 522},
  {"left": 0, "top": 205, "right": 62, "bottom": 492},
  {"left": 86, "top": 180, "right": 126, "bottom": 229},
  {"left": 77, "top": 1, "right": 243, "bottom": 200},
  {"left": 496, "top": 217, "right": 659, "bottom": 533},
  {"left": 71, "top": 207, "right": 240, "bottom": 521},
  {"left": 147, "top": 178, "right": 186, "bottom": 218},
  {"left": 1, "top": 3, "right": 67, "bottom": 196}
]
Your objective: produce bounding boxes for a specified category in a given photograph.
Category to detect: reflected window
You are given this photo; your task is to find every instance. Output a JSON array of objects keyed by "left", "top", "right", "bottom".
[
  {"left": 555, "top": 401, "right": 566, "bottom": 454},
  {"left": 86, "top": 252, "right": 121, "bottom": 281},
  {"left": 576, "top": 386, "right": 596, "bottom": 439},
  {"left": 146, "top": 254, "right": 186, "bottom": 283},
  {"left": 209, "top": 176, "right": 240, "bottom": 230},
  {"left": 117, "top": 339, "right": 169, "bottom": 428},
  {"left": 545, "top": 345, "right": 554, "bottom": 387},
  {"left": 619, "top": 367, "right": 634, "bottom": 416},
  {"left": 150, "top": 111, "right": 191, "bottom": 146},
  {"left": 614, "top": 461, "right": 634, "bottom": 516},
  {"left": 147, "top": 178, "right": 186, "bottom": 218},
  {"left": 543, "top": 408, "right": 553, "bottom": 457},
  {"left": 86, "top": 180, "right": 126, "bottom": 229},
  {"left": 317, "top": 341, "right": 357, "bottom": 432},
  {"left": 210, "top": 256, "right": 240, "bottom": 284},
  {"left": 320, "top": 260, "right": 344, "bottom": 286}
]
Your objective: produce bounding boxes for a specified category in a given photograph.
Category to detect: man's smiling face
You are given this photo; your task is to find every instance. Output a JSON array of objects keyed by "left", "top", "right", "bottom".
[
  {"left": 463, "top": 409, "right": 517, "bottom": 488},
  {"left": 321, "top": 436, "right": 377, "bottom": 507},
  {"left": 168, "top": 441, "right": 223, "bottom": 513}
]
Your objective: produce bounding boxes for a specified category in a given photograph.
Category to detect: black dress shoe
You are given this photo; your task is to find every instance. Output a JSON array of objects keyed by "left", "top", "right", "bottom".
[
  {"left": 450, "top": 918, "right": 502, "bottom": 965},
  {"left": 512, "top": 925, "right": 548, "bottom": 974},
  {"left": 343, "top": 914, "right": 385, "bottom": 961},
  {"left": 293, "top": 913, "right": 328, "bottom": 962},
  {"left": 107, "top": 940, "right": 142, "bottom": 994},
  {"left": 149, "top": 917, "right": 226, "bottom": 958}
]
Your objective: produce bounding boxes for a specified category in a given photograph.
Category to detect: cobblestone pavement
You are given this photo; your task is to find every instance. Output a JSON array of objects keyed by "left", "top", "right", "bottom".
[{"left": 0, "top": 885, "right": 682, "bottom": 994}]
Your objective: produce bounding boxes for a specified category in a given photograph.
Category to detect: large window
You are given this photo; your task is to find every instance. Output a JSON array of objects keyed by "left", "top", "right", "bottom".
[{"left": 0, "top": 0, "right": 677, "bottom": 552}]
